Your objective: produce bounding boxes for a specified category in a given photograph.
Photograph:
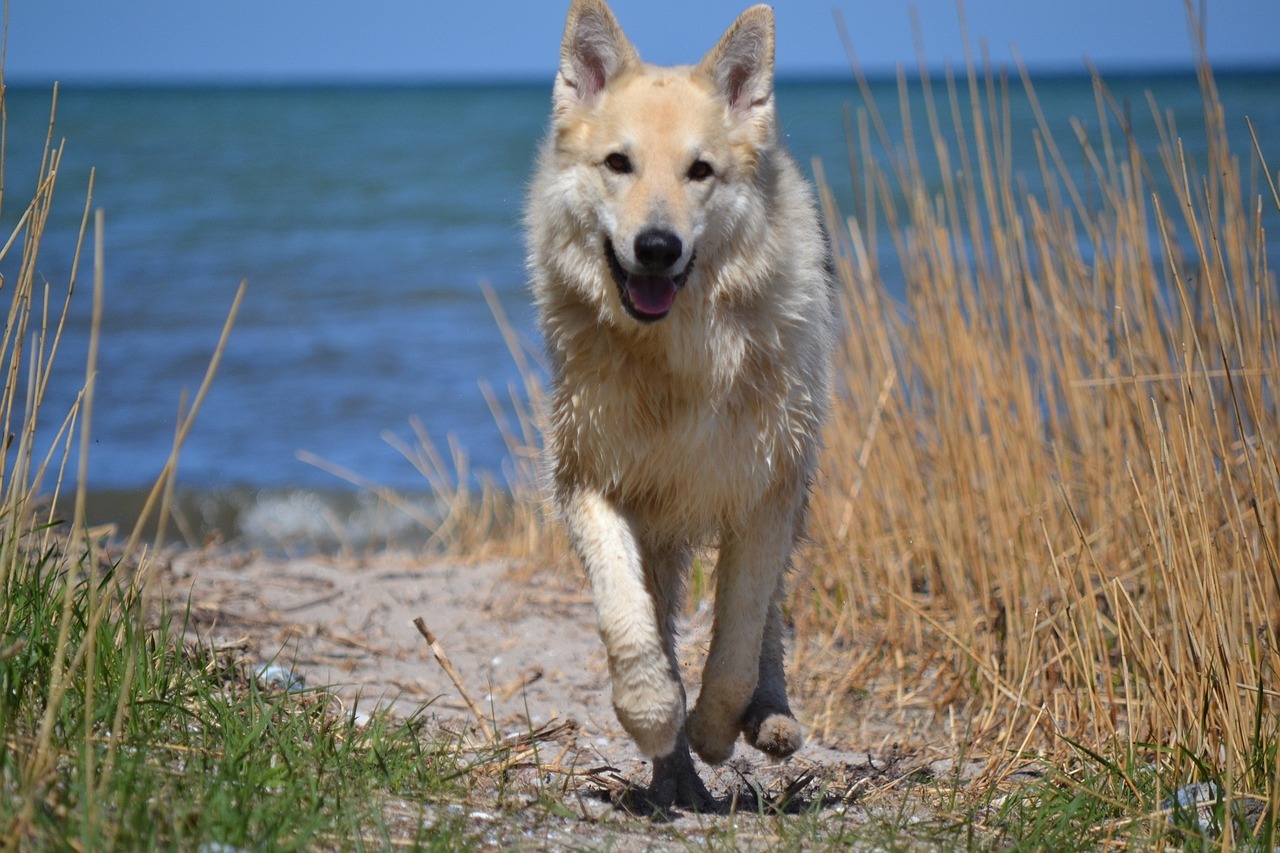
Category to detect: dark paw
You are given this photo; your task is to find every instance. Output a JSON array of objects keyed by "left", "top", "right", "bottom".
[
  {"left": 741, "top": 704, "right": 802, "bottom": 758},
  {"left": 644, "top": 766, "right": 716, "bottom": 813},
  {"left": 637, "top": 744, "right": 718, "bottom": 814}
]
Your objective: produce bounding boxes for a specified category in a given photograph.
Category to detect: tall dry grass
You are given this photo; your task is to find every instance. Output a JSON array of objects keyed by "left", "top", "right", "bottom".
[{"left": 793, "top": 42, "right": 1279, "bottom": 822}]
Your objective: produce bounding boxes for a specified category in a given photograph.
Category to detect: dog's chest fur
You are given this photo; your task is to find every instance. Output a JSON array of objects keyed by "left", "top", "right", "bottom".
[{"left": 547, "top": 300, "right": 813, "bottom": 539}]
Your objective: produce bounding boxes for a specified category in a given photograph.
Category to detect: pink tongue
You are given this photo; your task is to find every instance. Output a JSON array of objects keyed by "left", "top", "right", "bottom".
[{"left": 627, "top": 274, "right": 678, "bottom": 316}]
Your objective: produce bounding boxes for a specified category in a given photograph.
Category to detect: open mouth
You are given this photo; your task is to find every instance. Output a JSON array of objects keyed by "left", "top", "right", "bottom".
[{"left": 605, "top": 239, "right": 693, "bottom": 323}]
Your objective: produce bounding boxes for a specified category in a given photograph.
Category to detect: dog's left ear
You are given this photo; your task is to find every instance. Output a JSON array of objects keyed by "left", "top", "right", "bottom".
[{"left": 699, "top": 4, "right": 775, "bottom": 122}]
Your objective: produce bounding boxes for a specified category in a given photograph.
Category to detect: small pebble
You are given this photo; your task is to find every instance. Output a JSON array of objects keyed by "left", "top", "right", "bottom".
[
  {"left": 1163, "top": 781, "right": 1222, "bottom": 832},
  {"left": 196, "top": 843, "right": 252, "bottom": 853},
  {"left": 255, "top": 664, "right": 305, "bottom": 692}
]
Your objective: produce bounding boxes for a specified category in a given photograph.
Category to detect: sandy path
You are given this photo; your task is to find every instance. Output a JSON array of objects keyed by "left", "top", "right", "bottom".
[
  {"left": 171, "top": 553, "right": 616, "bottom": 745},
  {"left": 165, "top": 549, "right": 946, "bottom": 833}
]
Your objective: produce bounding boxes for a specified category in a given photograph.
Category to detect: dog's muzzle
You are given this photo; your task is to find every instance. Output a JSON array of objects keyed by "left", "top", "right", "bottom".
[{"left": 606, "top": 230, "right": 693, "bottom": 323}]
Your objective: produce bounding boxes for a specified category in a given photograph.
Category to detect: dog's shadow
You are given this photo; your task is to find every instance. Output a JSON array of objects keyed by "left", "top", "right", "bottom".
[{"left": 585, "top": 763, "right": 885, "bottom": 821}]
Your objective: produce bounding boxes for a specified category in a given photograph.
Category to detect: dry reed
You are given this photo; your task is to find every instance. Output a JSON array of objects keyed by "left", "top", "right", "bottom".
[{"left": 795, "top": 45, "right": 1279, "bottom": 822}]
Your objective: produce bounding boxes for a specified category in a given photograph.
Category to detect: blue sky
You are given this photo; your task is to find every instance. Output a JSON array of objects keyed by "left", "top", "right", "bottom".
[{"left": 7, "top": 1, "right": 1279, "bottom": 84}]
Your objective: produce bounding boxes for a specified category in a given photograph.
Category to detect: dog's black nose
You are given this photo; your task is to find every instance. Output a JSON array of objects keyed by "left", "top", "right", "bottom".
[{"left": 634, "top": 228, "right": 683, "bottom": 271}]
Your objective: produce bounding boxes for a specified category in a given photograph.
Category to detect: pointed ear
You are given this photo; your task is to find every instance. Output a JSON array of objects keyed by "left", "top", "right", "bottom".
[
  {"left": 554, "top": 0, "right": 640, "bottom": 115},
  {"left": 698, "top": 4, "right": 775, "bottom": 120}
]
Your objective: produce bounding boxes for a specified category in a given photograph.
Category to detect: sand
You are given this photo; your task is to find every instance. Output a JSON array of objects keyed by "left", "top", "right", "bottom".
[{"left": 165, "top": 548, "right": 958, "bottom": 837}]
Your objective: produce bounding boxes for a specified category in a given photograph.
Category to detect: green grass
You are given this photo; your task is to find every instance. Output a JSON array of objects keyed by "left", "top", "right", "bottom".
[
  {"left": 981, "top": 749, "right": 1271, "bottom": 850},
  {"left": 0, "top": 538, "right": 487, "bottom": 849},
  {"left": 0, "top": 85, "right": 491, "bottom": 852}
]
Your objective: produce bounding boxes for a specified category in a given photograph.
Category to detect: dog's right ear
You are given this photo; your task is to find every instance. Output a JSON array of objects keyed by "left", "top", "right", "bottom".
[{"left": 554, "top": 0, "right": 639, "bottom": 116}]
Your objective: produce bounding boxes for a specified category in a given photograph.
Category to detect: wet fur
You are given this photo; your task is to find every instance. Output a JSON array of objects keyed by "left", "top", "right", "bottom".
[{"left": 526, "top": 0, "right": 834, "bottom": 809}]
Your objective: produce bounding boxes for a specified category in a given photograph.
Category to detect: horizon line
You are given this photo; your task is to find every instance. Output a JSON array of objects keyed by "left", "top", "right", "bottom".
[{"left": 6, "top": 58, "right": 1279, "bottom": 91}]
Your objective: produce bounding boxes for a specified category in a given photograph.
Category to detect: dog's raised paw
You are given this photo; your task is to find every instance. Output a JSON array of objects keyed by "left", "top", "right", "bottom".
[{"left": 611, "top": 668, "right": 685, "bottom": 758}]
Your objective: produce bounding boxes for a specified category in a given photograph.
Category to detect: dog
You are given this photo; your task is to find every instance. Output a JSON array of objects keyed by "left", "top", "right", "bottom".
[{"left": 525, "top": 0, "right": 834, "bottom": 809}]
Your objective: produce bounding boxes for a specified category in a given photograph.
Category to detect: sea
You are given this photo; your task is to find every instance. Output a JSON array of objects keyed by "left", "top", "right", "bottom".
[{"left": 3, "top": 68, "right": 1278, "bottom": 548}]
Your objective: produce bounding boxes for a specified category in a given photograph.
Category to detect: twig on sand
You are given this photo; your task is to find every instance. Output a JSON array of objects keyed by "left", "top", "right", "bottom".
[
  {"left": 412, "top": 616, "right": 493, "bottom": 736},
  {"left": 497, "top": 665, "right": 544, "bottom": 703}
]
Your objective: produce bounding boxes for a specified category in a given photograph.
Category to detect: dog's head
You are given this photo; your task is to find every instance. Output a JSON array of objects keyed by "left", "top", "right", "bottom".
[{"left": 548, "top": 0, "right": 777, "bottom": 324}]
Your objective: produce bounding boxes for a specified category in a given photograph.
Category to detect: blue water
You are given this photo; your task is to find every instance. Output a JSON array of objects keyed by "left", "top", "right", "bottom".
[{"left": 3, "top": 70, "right": 1278, "bottom": 507}]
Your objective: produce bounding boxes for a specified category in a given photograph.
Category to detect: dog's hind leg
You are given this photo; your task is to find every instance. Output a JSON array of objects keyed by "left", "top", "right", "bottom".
[
  {"left": 647, "top": 729, "right": 714, "bottom": 811},
  {"left": 641, "top": 539, "right": 691, "bottom": 694},
  {"left": 739, "top": 573, "right": 802, "bottom": 757},
  {"left": 640, "top": 542, "right": 714, "bottom": 810},
  {"left": 564, "top": 488, "right": 685, "bottom": 758}
]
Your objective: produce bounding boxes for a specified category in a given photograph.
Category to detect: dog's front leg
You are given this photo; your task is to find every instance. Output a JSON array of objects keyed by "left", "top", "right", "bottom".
[
  {"left": 687, "top": 489, "right": 801, "bottom": 765},
  {"left": 564, "top": 488, "right": 685, "bottom": 758}
]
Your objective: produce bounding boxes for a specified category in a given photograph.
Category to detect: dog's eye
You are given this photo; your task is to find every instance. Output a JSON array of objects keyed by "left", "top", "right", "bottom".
[
  {"left": 604, "top": 153, "right": 633, "bottom": 174},
  {"left": 687, "top": 160, "right": 714, "bottom": 181}
]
